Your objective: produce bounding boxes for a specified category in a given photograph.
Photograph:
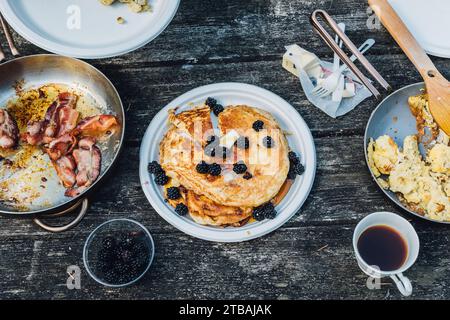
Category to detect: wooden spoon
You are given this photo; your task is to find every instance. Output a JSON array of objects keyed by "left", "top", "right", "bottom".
[{"left": 369, "top": 0, "right": 450, "bottom": 135}]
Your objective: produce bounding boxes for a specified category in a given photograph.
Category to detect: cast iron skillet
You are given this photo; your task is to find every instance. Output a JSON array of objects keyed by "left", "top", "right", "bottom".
[
  {"left": 0, "top": 55, "right": 125, "bottom": 231},
  {"left": 364, "top": 82, "right": 449, "bottom": 224}
]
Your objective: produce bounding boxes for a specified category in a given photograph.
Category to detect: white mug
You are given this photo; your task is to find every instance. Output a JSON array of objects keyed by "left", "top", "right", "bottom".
[{"left": 353, "top": 212, "right": 420, "bottom": 296}]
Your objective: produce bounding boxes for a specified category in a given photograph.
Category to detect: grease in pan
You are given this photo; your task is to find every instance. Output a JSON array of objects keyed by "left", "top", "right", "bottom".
[{"left": 0, "top": 84, "right": 120, "bottom": 211}]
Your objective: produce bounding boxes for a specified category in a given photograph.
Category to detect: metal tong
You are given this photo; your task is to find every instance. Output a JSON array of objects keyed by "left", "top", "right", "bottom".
[{"left": 310, "top": 9, "right": 390, "bottom": 99}]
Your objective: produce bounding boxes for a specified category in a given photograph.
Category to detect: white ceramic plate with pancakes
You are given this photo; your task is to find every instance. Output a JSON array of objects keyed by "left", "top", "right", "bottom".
[
  {"left": 0, "top": 0, "right": 180, "bottom": 59},
  {"left": 139, "top": 83, "right": 316, "bottom": 242}
]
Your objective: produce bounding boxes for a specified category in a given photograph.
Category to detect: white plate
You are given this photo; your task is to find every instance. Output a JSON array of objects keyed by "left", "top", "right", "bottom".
[
  {"left": 0, "top": 0, "right": 180, "bottom": 59},
  {"left": 139, "top": 83, "right": 316, "bottom": 242},
  {"left": 389, "top": 0, "right": 450, "bottom": 58}
]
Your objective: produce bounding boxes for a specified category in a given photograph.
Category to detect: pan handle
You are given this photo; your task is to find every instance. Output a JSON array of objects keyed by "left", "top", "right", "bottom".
[{"left": 33, "top": 198, "right": 89, "bottom": 232}]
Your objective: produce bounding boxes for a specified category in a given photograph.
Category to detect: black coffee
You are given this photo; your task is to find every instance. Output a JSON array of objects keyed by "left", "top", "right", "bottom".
[{"left": 357, "top": 225, "right": 407, "bottom": 272}]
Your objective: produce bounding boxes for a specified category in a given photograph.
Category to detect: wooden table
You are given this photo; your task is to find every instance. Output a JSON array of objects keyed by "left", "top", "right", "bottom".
[{"left": 1, "top": 0, "right": 449, "bottom": 300}]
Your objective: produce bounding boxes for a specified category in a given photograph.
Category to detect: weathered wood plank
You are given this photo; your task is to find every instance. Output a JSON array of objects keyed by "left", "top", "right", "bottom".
[
  {"left": 1, "top": 224, "right": 449, "bottom": 300},
  {"left": 1, "top": 0, "right": 450, "bottom": 300}
]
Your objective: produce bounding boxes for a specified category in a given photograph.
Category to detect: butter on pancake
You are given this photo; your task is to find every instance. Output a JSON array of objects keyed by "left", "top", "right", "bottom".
[{"left": 160, "top": 104, "right": 290, "bottom": 208}]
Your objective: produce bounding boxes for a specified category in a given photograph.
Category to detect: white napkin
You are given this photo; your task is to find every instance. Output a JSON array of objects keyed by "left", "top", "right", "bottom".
[{"left": 283, "top": 45, "right": 372, "bottom": 118}]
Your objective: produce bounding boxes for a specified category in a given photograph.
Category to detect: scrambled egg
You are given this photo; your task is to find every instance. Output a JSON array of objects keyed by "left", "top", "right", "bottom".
[
  {"left": 99, "top": 0, "right": 151, "bottom": 13},
  {"left": 369, "top": 135, "right": 450, "bottom": 221},
  {"left": 429, "top": 144, "right": 450, "bottom": 174},
  {"left": 368, "top": 93, "right": 450, "bottom": 221},
  {"left": 367, "top": 135, "right": 399, "bottom": 176}
]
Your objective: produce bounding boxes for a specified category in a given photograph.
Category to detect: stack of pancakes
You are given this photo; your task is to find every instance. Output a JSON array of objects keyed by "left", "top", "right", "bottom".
[{"left": 159, "top": 104, "right": 290, "bottom": 227}]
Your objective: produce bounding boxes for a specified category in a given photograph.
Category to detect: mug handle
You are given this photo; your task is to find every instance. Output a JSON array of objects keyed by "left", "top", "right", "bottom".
[{"left": 390, "top": 273, "right": 412, "bottom": 296}]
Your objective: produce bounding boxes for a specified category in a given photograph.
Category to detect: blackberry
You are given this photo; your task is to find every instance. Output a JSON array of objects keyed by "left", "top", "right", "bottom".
[
  {"left": 253, "top": 202, "right": 277, "bottom": 221},
  {"left": 252, "top": 206, "right": 266, "bottom": 221},
  {"left": 265, "top": 208, "right": 277, "bottom": 219},
  {"left": 118, "top": 248, "right": 133, "bottom": 264},
  {"left": 212, "top": 104, "right": 224, "bottom": 116},
  {"left": 294, "top": 163, "right": 305, "bottom": 175},
  {"left": 236, "top": 136, "right": 249, "bottom": 149},
  {"left": 175, "top": 203, "right": 188, "bottom": 216},
  {"left": 148, "top": 161, "right": 163, "bottom": 174},
  {"left": 102, "top": 237, "right": 116, "bottom": 251},
  {"left": 154, "top": 173, "right": 169, "bottom": 185},
  {"left": 205, "top": 97, "right": 217, "bottom": 108},
  {"left": 101, "top": 269, "right": 117, "bottom": 284},
  {"left": 287, "top": 167, "right": 296, "bottom": 180},
  {"left": 113, "top": 261, "right": 131, "bottom": 276},
  {"left": 119, "top": 235, "right": 136, "bottom": 249},
  {"left": 233, "top": 161, "right": 247, "bottom": 174},
  {"left": 262, "top": 136, "right": 274, "bottom": 148},
  {"left": 97, "top": 248, "right": 115, "bottom": 265},
  {"left": 243, "top": 172, "right": 253, "bottom": 180},
  {"left": 196, "top": 161, "right": 210, "bottom": 174},
  {"left": 288, "top": 151, "right": 300, "bottom": 164},
  {"left": 166, "top": 187, "right": 181, "bottom": 200},
  {"left": 252, "top": 120, "right": 264, "bottom": 132},
  {"left": 208, "top": 163, "right": 221, "bottom": 176},
  {"left": 96, "top": 233, "right": 151, "bottom": 285}
]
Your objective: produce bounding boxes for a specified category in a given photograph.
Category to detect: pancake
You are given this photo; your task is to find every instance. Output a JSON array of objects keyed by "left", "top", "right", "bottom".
[
  {"left": 189, "top": 210, "right": 252, "bottom": 227},
  {"left": 186, "top": 190, "right": 252, "bottom": 227},
  {"left": 160, "top": 104, "right": 290, "bottom": 208},
  {"left": 164, "top": 183, "right": 252, "bottom": 227},
  {"left": 168, "top": 105, "right": 213, "bottom": 146}
]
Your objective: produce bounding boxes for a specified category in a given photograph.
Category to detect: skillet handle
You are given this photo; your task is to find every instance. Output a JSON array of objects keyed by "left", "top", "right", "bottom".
[{"left": 33, "top": 198, "right": 89, "bottom": 232}]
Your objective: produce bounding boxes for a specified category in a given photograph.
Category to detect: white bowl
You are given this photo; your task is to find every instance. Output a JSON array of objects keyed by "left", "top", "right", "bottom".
[{"left": 139, "top": 83, "right": 316, "bottom": 242}]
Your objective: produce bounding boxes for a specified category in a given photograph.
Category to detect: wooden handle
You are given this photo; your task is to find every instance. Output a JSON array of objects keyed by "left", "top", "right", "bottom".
[{"left": 368, "top": 0, "right": 439, "bottom": 79}]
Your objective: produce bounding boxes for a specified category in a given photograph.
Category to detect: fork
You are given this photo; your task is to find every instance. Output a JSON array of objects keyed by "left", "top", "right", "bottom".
[
  {"left": 313, "top": 23, "right": 345, "bottom": 98},
  {"left": 0, "top": 13, "right": 19, "bottom": 57},
  {"left": 313, "top": 38, "right": 375, "bottom": 98}
]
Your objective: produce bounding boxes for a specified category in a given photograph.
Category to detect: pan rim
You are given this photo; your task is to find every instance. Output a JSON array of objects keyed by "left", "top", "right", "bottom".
[
  {"left": 0, "top": 54, "right": 125, "bottom": 216},
  {"left": 364, "top": 81, "right": 450, "bottom": 225}
]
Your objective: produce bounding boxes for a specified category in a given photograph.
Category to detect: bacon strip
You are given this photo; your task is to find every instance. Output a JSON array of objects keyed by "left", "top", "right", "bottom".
[
  {"left": 44, "top": 133, "right": 77, "bottom": 161},
  {"left": 75, "top": 115, "right": 118, "bottom": 137},
  {"left": 0, "top": 110, "right": 19, "bottom": 149},
  {"left": 44, "top": 92, "right": 78, "bottom": 139},
  {"left": 8, "top": 92, "right": 112, "bottom": 197},
  {"left": 57, "top": 106, "right": 79, "bottom": 137},
  {"left": 53, "top": 155, "right": 77, "bottom": 188},
  {"left": 22, "top": 121, "right": 45, "bottom": 146},
  {"left": 22, "top": 92, "right": 79, "bottom": 146},
  {"left": 65, "top": 137, "right": 101, "bottom": 197}
]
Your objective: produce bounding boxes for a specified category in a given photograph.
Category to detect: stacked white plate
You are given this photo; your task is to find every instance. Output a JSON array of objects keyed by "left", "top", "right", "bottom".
[{"left": 139, "top": 83, "right": 317, "bottom": 242}]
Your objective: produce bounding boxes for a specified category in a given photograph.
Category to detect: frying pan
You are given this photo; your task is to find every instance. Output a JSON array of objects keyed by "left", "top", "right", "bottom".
[
  {"left": 364, "top": 82, "right": 450, "bottom": 224},
  {"left": 0, "top": 55, "right": 125, "bottom": 231}
]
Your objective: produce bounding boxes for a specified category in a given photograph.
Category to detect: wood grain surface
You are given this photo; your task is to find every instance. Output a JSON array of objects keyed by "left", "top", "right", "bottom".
[{"left": 0, "top": 0, "right": 449, "bottom": 300}]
